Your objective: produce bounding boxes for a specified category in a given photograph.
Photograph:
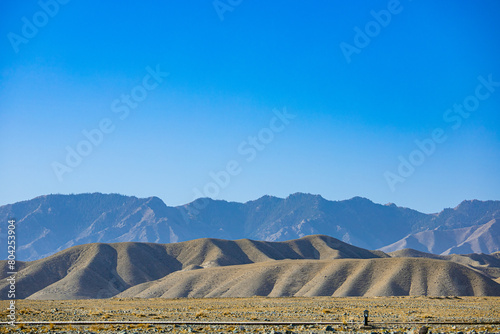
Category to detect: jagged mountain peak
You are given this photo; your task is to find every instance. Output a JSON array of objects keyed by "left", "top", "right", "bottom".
[
  {"left": 347, "top": 196, "right": 373, "bottom": 203},
  {"left": 1, "top": 193, "right": 500, "bottom": 261},
  {"left": 286, "top": 192, "right": 324, "bottom": 200}
]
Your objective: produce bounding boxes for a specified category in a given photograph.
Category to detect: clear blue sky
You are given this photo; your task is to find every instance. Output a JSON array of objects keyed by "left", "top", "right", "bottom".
[{"left": 1, "top": 0, "right": 499, "bottom": 213}]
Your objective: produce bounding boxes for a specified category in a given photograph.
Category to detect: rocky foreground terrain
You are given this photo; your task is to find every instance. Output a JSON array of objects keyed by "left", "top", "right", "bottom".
[{"left": 1, "top": 297, "right": 499, "bottom": 333}]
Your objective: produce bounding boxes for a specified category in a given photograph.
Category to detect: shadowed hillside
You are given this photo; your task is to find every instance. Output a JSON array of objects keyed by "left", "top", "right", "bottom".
[
  {"left": 118, "top": 258, "right": 500, "bottom": 298},
  {"left": 1, "top": 235, "right": 499, "bottom": 300}
]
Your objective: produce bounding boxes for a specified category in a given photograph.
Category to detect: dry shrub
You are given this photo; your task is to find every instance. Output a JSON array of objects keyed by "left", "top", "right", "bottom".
[
  {"left": 89, "top": 324, "right": 109, "bottom": 331},
  {"left": 195, "top": 310, "right": 206, "bottom": 318},
  {"left": 66, "top": 324, "right": 77, "bottom": 331}
]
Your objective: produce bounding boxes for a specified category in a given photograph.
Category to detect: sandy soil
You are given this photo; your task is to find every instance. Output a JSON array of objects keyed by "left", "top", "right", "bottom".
[{"left": 1, "top": 297, "right": 499, "bottom": 333}]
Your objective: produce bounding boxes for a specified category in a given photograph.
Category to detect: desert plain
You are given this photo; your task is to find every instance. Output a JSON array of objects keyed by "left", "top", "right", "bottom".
[{"left": 1, "top": 296, "right": 499, "bottom": 333}]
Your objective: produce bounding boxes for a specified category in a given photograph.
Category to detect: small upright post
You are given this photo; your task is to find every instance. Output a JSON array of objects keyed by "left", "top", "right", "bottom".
[{"left": 363, "top": 309, "right": 369, "bottom": 326}]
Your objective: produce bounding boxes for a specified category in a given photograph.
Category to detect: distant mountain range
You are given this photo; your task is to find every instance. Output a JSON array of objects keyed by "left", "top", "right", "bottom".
[
  {"left": 1, "top": 235, "right": 499, "bottom": 299},
  {"left": 1, "top": 193, "right": 499, "bottom": 261}
]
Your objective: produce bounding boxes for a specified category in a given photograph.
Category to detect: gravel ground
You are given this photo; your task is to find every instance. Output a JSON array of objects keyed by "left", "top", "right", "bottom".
[{"left": 1, "top": 296, "right": 499, "bottom": 333}]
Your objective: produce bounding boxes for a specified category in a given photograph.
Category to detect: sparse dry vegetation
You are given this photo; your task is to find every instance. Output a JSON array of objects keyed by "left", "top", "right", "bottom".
[{"left": 0, "top": 297, "right": 499, "bottom": 333}]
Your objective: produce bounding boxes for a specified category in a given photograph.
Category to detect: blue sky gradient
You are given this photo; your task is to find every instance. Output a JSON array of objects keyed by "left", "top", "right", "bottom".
[{"left": 1, "top": 0, "right": 499, "bottom": 213}]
